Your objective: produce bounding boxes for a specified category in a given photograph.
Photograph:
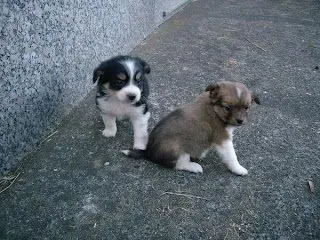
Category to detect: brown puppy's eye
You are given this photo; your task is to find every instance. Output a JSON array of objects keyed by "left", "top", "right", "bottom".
[
  {"left": 223, "top": 105, "right": 231, "bottom": 111},
  {"left": 244, "top": 106, "right": 249, "bottom": 110},
  {"left": 117, "top": 73, "right": 127, "bottom": 81}
]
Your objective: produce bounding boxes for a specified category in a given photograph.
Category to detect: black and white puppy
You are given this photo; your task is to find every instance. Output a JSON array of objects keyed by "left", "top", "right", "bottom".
[{"left": 93, "top": 55, "right": 151, "bottom": 150}]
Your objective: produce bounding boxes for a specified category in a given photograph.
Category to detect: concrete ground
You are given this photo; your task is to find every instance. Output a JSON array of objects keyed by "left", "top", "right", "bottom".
[{"left": 1, "top": 0, "right": 319, "bottom": 239}]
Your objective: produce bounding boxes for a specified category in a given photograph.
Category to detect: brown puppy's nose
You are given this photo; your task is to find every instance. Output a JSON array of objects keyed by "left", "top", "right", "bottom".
[{"left": 236, "top": 119, "right": 243, "bottom": 125}]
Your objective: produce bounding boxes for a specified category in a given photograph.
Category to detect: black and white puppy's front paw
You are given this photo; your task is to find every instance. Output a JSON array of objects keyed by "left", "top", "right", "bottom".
[{"left": 102, "top": 125, "right": 117, "bottom": 137}]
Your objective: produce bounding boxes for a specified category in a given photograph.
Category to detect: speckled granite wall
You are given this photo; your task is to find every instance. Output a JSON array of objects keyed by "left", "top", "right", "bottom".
[{"left": 0, "top": 0, "right": 188, "bottom": 174}]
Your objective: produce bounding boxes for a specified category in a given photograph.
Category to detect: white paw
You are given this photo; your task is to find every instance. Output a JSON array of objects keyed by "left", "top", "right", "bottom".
[
  {"left": 190, "top": 162, "right": 203, "bottom": 173},
  {"left": 102, "top": 127, "right": 117, "bottom": 137},
  {"left": 230, "top": 165, "right": 248, "bottom": 176},
  {"left": 176, "top": 162, "right": 203, "bottom": 174}
]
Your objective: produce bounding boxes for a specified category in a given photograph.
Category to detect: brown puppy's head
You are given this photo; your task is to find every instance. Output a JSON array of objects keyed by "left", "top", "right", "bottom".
[{"left": 205, "top": 81, "right": 260, "bottom": 126}]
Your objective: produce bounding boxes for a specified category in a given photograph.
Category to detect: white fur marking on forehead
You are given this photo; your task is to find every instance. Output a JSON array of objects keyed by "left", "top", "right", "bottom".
[
  {"left": 122, "top": 60, "right": 135, "bottom": 80},
  {"left": 236, "top": 87, "right": 242, "bottom": 99}
]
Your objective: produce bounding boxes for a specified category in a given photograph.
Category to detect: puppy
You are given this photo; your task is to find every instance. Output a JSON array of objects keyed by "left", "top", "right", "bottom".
[
  {"left": 93, "top": 55, "right": 151, "bottom": 150},
  {"left": 123, "top": 81, "right": 260, "bottom": 175}
]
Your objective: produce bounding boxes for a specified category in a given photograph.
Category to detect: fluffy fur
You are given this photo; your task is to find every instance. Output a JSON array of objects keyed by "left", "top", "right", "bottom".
[
  {"left": 93, "top": 55, "right": 151, "bottom": 150},
  {"left": 123, "top": 81, "right": 260, "bottom": 175}
]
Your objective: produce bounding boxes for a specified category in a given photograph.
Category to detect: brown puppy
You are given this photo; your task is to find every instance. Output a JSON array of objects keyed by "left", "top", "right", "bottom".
[{"left": 123, "top": 81, "right": 260, "bottom": 175}]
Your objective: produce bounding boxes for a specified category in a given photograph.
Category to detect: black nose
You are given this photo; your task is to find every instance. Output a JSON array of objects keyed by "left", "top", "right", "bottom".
[
  {"left": 127, "top": 94, "right": 136, "bottom": 101},
  {"left": 236, "top": 119, "right": 243, "bottom": 124}
]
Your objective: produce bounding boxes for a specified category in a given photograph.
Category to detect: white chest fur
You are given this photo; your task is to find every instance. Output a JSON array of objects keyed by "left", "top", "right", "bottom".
[
  {"left": 97, "top": 96, "right": 142, "bottom": 119},
  {"left": 226, "top": 126, "right": 235, "bottom": 140}
]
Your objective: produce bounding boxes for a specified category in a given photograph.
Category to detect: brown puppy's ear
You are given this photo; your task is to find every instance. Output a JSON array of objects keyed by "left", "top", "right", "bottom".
[
  {"left": 252, "top": 93, "right": 261, "bottom": 105},
  {"left": 205, "top": 83, "right": 220, "bottom": 100}
]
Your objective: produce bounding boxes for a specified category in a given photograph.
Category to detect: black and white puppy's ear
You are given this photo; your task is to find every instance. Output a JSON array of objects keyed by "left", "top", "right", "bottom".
[
  {"left": 92, "top": 66, "right": 104, "bottom": 84},
  {"left": 205, "top": 83, "right": 220, "bottom": 102},
  {"left": 136, "top": 57, "right": 151, "bottom": 74}
]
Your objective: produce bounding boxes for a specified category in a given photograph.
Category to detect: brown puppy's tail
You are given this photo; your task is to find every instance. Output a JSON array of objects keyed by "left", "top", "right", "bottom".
[{"left": 121, "top": 149, "right": 147, "bottom": 159}]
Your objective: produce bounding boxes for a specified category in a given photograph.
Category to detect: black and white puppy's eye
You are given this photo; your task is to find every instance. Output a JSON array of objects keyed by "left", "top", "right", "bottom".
[
  {"left": 244, "top": 105, "right": 250, "bottom": 110},
  {"left": 135, "top": 72, "right": 142, "bottom": 81},
  {"left": 117, "top": 73, "right": 127, "bottom": 81}
]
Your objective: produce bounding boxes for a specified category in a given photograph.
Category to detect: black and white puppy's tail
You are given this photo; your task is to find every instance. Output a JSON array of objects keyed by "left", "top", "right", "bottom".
[{"left": 121, "top": 149, "right": 147, "bottom": 159}]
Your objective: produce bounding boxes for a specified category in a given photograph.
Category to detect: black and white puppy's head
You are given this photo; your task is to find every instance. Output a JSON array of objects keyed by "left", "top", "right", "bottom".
[{"left": 93, "top": 55, "right": 151, "bottom": 104}]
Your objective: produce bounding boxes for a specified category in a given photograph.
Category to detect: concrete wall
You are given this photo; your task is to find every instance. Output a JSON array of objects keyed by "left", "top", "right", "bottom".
[{"left": 0, "top": 0, "right": 188, "bottom": 174}]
